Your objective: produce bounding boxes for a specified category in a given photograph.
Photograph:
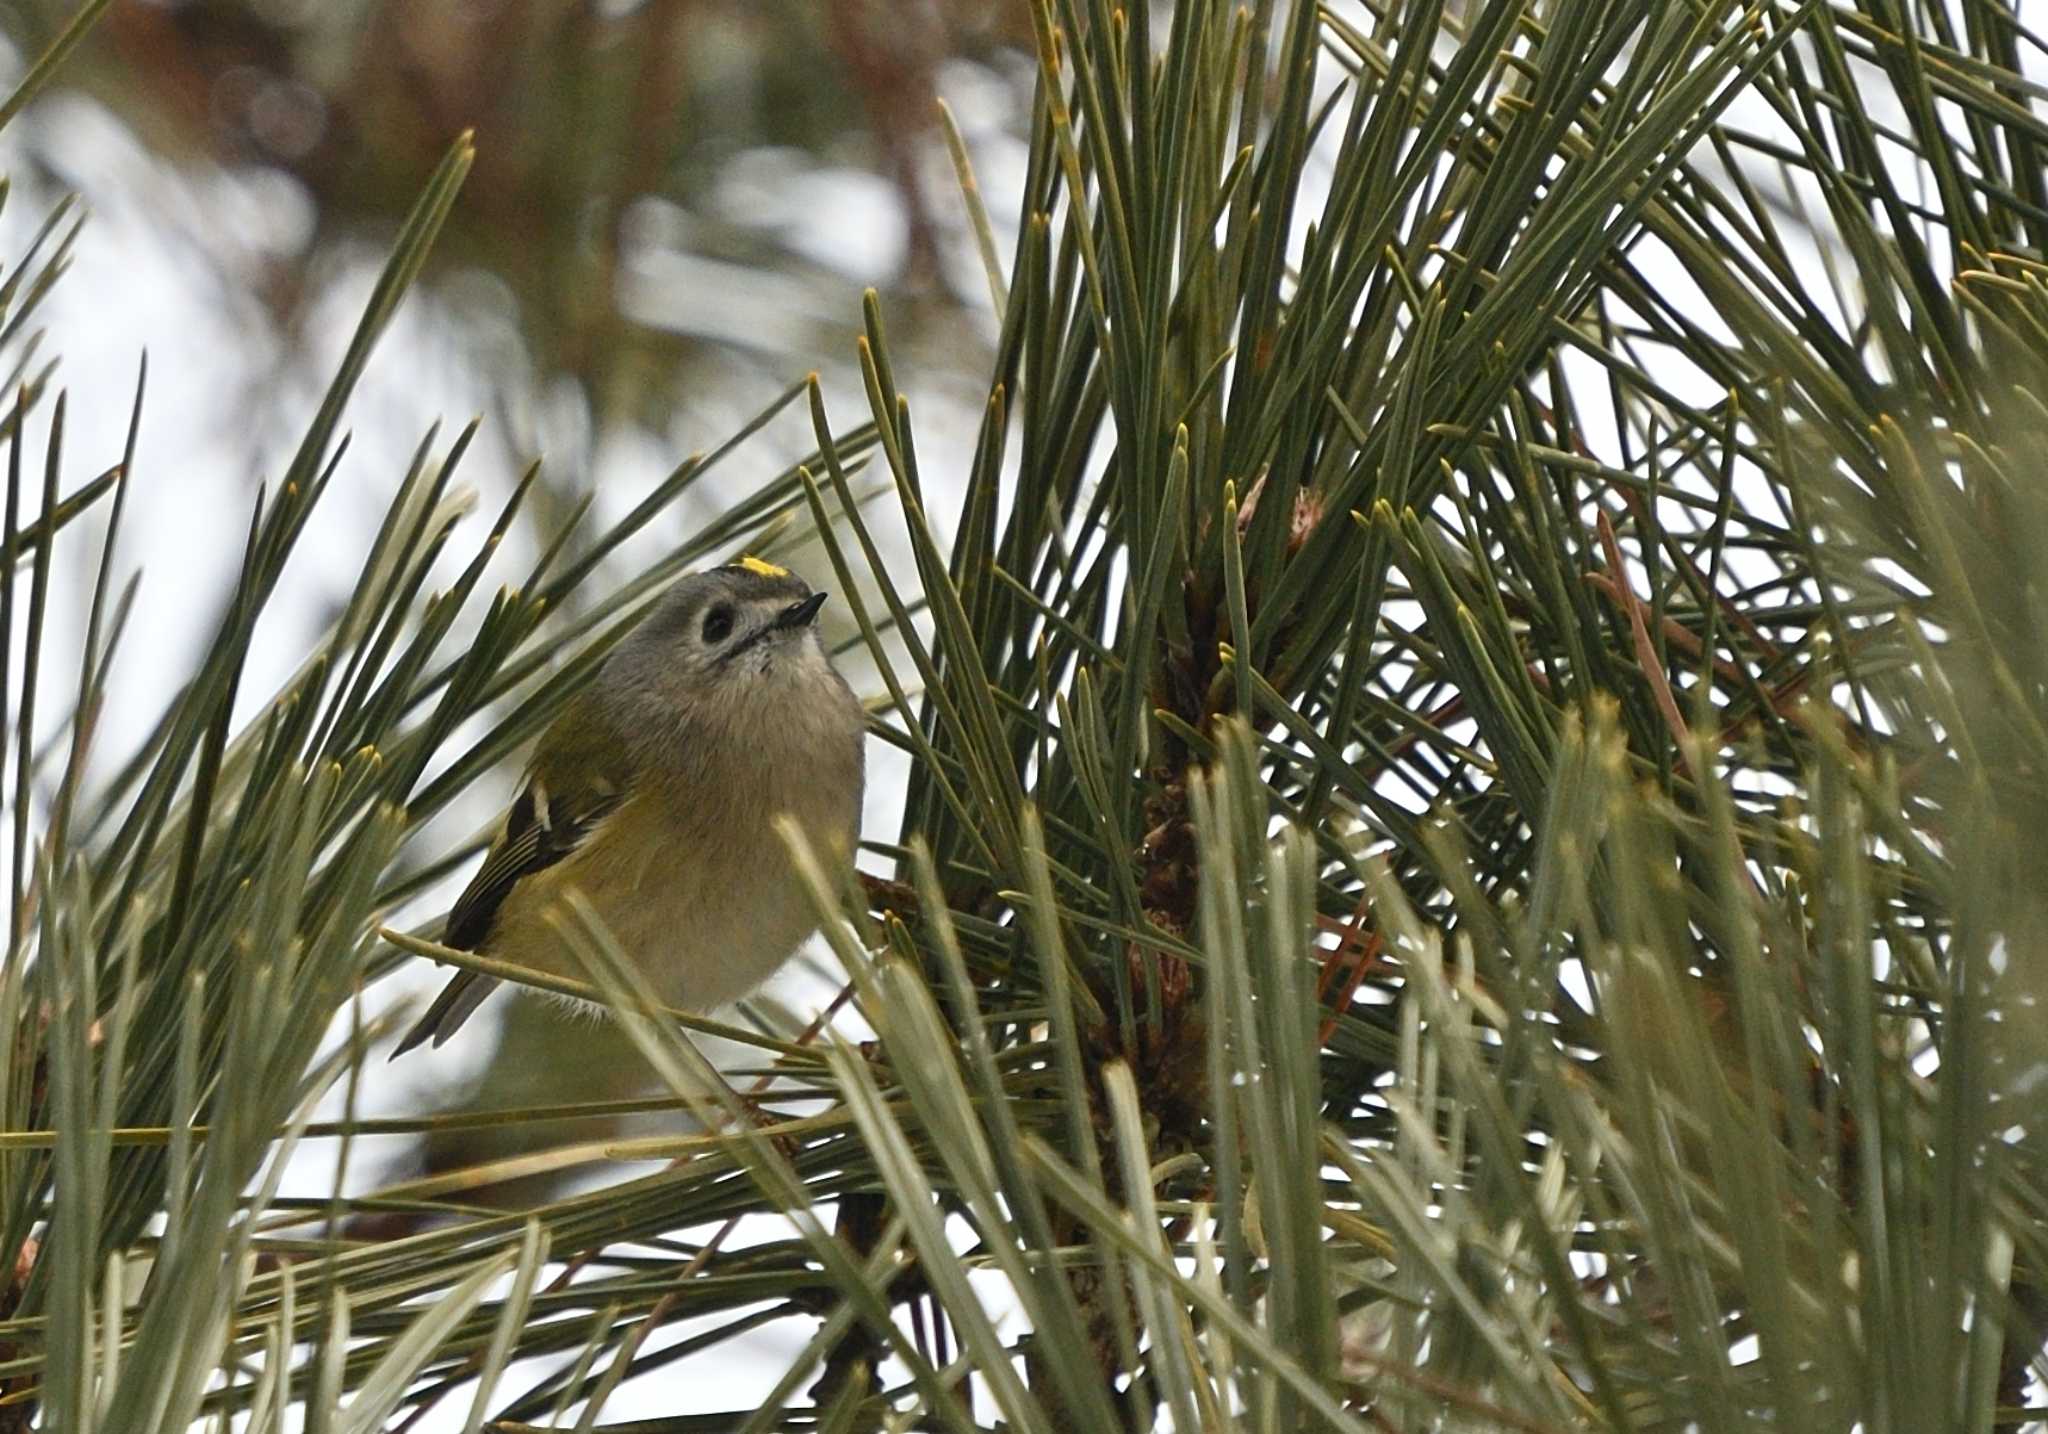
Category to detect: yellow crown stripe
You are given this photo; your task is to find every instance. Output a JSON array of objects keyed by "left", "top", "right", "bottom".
[{"left": 736, "top": 555, "right": 789, "bottom": 578}]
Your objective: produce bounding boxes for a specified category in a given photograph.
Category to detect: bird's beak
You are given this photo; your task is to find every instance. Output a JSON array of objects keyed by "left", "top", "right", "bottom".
[{"left": 776, "top": 591, "right": 829, "bottom": 629}]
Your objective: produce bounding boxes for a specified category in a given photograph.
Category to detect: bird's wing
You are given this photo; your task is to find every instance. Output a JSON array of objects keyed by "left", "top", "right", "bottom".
[
  {"left": 392, "top": 718, "right": 631, "bottom": 1056},
  {"left": 443, "top": 773, "right": 627, "bottom": 950}
]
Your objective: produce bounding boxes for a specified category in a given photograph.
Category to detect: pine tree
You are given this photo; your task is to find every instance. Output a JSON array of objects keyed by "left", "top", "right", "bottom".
[{"left": 2, "top": 0, "right": 2043, "bottom": 1428}]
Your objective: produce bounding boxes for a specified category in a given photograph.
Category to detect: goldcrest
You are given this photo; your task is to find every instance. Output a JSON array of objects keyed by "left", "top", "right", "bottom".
[{"left": 393, "top": 557, "right": 865, "bottom": 1054}]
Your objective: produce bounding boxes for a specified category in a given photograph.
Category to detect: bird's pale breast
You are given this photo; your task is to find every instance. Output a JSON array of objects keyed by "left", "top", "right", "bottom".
[{"left": 484, "top": 749, "right": 859, "bottom": 1011}]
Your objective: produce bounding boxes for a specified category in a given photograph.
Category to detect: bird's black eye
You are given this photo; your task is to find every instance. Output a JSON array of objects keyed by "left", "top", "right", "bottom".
[{"left": 701, "top": 605, "right": 734, "bottom": 644}]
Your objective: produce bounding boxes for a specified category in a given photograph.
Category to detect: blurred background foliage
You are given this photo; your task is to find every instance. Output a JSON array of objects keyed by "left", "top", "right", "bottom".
[{"left": 1, "top": 0, "right": 1029, "bottom": 407}]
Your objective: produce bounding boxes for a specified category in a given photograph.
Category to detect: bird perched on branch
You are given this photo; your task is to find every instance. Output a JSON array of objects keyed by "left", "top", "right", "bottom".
[{"left": 392, "top": 557, "right": 866, "bottom": 1055}]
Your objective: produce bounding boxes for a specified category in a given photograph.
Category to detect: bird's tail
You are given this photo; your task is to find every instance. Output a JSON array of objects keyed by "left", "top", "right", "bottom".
[{"left": 390, "top": 970, "right": 499, "bottom": 1058}]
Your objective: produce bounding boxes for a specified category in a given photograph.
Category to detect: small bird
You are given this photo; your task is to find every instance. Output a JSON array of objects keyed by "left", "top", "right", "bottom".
[{"left": 392, "top": 557, "right": 866, "bottom": 1056}]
